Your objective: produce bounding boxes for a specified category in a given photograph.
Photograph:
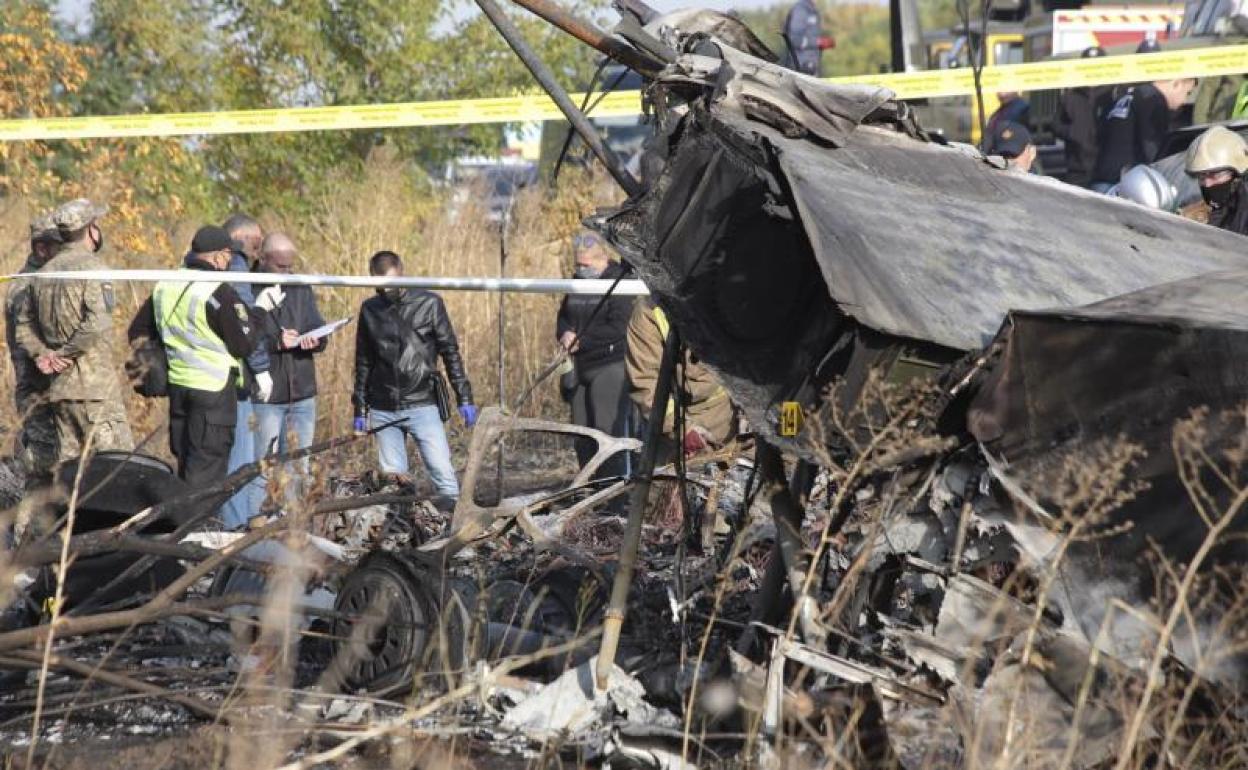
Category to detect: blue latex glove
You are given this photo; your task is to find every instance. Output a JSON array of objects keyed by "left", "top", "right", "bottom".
[
  {"left": 353, "top": 416, "right": 367, "bottom": 433},
  {"left": 458, "top": 404, "right": 478, "bottom": 427}
]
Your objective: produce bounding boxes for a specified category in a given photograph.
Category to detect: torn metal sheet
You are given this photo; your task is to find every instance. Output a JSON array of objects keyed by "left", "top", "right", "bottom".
[
  {"left": 596, "top": 23, "right": 1248, "bottom": 455},
  {"left": 500, "top": 655, "right": 679, "bottom": 738},
  {"left": 755, "top": 625, "right": 943, "bottom": 706},
  {"left": 933, "top": 574, "right": 1035, "bottom": 653}
]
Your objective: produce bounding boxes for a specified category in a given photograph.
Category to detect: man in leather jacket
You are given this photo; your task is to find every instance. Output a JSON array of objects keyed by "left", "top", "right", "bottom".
[{"left": 353, "top": 250, "right": 476, "bottom": 504}]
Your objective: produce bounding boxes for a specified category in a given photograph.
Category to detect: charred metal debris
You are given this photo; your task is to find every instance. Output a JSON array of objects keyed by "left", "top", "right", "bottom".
[{"left": 4, "top": 1, "right": 1248, "bottom": 767}]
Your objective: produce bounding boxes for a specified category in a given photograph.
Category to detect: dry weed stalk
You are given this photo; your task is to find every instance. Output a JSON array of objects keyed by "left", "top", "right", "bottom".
[
  {"left": 981, "top": 436, "right": 1147, "bottom": 770},
  {"left": 802, "top": 370, "right": 945, "bottom": 635},
  {"left": 1111, "top": 407, "right": 1248, "bottom": 770},
  {"left": 25, "top": 426, "right": 95, "bottom": 766}
]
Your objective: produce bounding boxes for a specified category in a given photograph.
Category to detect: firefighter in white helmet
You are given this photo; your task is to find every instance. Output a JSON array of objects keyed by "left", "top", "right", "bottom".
[{"left": 1185, "top": 125, "right": 1248, "bottom": 235}]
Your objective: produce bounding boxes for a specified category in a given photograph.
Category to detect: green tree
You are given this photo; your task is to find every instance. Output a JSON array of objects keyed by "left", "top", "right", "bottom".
[
  {"left": 736, "top": 0, "right": 963, "bottom": 78},
  {"left": 206, "top": 0, "right": 609, "bottom": 212},
  {"left": 60, "top": 0, "right": 608, "bottom": 214}
]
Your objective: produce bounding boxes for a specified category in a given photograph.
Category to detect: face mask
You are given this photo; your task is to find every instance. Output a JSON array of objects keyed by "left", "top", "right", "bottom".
[
  {"left": 376, "top": 287, "right": 404, "bottom": 302},
  {"left": 1201, "top": 178, "right": 1238, "bottom": 209},
  {"left": 574, "top": 264, "right": 603, "bottom": 279},
  {"left": 29, "top": 243, "right": 53, "bottom": 268}
]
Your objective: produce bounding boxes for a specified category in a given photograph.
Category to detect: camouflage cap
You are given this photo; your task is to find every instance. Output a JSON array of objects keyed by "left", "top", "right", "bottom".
[
  {"left": 29, "top": 211, "right": 62, "bottom": 243},
  {"left": 52, "top": 198, "right": 108, "bottom": 233}
]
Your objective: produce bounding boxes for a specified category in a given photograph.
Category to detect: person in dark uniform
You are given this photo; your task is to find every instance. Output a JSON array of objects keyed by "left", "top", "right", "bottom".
[
  {"left": 985, "top": 92, "right": 1030, "bottom": 141},
  {"left": 1091, "top": 77, "right": 1196, "bottom": 190},
  {"left": 555, "top": 232, "right": 635, "bottom": 469},
  {"left": 1056, "top": 46, "right": 1115, "bottom": 187},
  {"left": 783, "top": 0, "right": 833, "bottom": 77},
  {"left": 1185, "top": 125, "right": 1248, "bottom": 235},
  {"left": 985, "top": 121, "right": 1037, "bottom": 173}
]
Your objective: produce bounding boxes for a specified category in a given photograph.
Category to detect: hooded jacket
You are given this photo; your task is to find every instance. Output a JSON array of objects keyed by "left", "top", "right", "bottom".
[
  {"left": 1093, "top": 84, "right": 1171, "bottom": 184},
  {"left": 353, "top": 289, "right": 473, "bottom": 416}
]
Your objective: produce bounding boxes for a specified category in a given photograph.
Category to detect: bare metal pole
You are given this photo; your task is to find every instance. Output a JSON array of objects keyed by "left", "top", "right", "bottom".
[
  {"left": 596, "top": 326, "right": 680, "bottom": 689},
  {"left": 508, "top": 0, "right": 665, "bottom": 75},
  {"left": 475, "top": 0, "right": 644, "bottom": 197}
]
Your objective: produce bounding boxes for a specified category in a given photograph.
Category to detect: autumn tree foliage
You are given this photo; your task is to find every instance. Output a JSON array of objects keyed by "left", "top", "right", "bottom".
[
  {"left": 1, "top": 3, "right": 204, "bottom": 258},
  {"left": 3, "top": 0, "right": 611, "bottom": 224}
]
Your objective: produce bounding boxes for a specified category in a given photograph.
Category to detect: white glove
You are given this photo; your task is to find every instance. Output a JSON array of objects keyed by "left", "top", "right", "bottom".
[
  {"left": 254, "top": 371, "right": 273, "bottom": 403},
  {"left": 255, "top": 286, "right": 286, "bottom": 312}
]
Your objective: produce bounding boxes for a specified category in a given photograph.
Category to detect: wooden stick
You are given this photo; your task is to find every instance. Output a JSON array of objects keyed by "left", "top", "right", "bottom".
[{"left": 595, "top": 329, "right": 681, "bottom": 690}]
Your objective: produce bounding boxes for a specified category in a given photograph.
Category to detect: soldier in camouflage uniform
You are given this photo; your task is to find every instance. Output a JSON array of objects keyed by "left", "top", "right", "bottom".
[
  {"left": 5, "top": 212, "right": 61, "bottom": 481},
  {"left": 14, "top": 199, "right": 134, "bottom": 462}
]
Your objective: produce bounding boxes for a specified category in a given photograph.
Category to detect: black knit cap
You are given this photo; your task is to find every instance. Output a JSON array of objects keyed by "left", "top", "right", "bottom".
[{"left": 191, "top": 225, "right": 232, "bottom": 254}]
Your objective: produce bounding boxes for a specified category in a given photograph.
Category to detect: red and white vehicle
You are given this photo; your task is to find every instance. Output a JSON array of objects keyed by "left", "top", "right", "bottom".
[{"left": 1047, "top": 5, "right": 1185, "bottom": 56}]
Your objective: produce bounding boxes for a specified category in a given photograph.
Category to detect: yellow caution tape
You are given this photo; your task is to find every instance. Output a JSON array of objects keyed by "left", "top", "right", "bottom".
[
  {"left": 10, "top": 269, "right": 652, "bottom": 295},
  {"left": 827, "top": 43, "right": 1248, "bottom": 99},
  {"left": 0, "top": 90, "right": 643, "bottom": 142},
  {"left": 1, "top": 44, "right": 1245, "bottom": 141}
]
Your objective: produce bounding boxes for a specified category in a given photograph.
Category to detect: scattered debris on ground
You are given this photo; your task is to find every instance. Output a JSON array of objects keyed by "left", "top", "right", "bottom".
[{"left": 5, "top": 2, "right": 1248, "bottom": 767}]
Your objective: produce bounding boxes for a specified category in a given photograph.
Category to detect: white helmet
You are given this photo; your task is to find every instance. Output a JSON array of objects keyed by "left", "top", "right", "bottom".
[{"left": 1113, "top": 165, "right": 1178, "bottom": 211}]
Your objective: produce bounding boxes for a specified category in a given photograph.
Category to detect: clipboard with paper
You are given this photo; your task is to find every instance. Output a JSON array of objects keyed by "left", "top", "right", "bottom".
[{"left": 296, "top": 316, "right": 352, "bottom": 345}]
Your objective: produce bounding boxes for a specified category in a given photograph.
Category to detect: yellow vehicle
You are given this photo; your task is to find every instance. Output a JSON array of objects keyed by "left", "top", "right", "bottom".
[
  {"left": 907, "top": 1, "right": 1186, "bottom": 146},
  {"left": 917, "top": 26, "right": 1027, "bottom": 144}
]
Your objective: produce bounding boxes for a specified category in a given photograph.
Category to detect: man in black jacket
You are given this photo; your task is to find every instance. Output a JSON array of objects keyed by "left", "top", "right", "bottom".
[
  {"left": 1056, "top": 47, "right": 1115, "bottom": 187},
  {"left": 555, "top": 231, "right": 635, "bottom": 469},
  {"left": 353, "top": 251, "right": 476, "bottom": 503},
  {"left": 1091, "top": 77, "right": 1196, "bottom": 190},
  {"left": 249, "top": 233, "right": 329, "bottom": 518}
]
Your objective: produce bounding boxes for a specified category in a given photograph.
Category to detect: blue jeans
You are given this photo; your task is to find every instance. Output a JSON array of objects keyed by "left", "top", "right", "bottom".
[
  {"left": 220, "top": 398, "right": 257, "bottom": 531},
  {"left": 253, "top": 397, "right": 317, "bottom": 512},
  {"left": 370, "top": 405, "right": 459, "bottom": 498}
]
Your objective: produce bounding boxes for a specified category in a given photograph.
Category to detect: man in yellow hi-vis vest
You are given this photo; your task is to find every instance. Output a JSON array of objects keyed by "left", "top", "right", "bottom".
[
  {"left": 625, "top": 297, "right": 736, "bottom": 460},
  {"left": 129, "top": 226, "right": 271, "bottom": 486}
]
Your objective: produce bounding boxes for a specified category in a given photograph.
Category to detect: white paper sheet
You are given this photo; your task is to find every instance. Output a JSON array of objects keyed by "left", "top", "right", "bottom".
[{"left": 296, "top": 316, "right": 351, "bottom": 345}]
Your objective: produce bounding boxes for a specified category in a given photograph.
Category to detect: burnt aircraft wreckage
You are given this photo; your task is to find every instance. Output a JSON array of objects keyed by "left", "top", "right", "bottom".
[
  {"left": 4, "top": 2, "right": 1248, "bottom": 764},
  {"left": 467, "top": 0, "right": 1248, "bottom": 737}
]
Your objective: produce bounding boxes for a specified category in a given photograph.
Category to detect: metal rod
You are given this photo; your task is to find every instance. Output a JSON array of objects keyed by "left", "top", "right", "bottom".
[
  {"left": 734, "top": 453, "right": 820, "bottom": 654},
  {"left": 18, "top": 269, "right": 651, "bottom": 295},
  {"left": 595, "top": 327, "right": 681, "bottom": 689},
  {"left": 508, "top": 0, "right": 665, "bottom": 75},
  {"left": 475, "top": 0, "right": 644, "bottom": 197}
]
